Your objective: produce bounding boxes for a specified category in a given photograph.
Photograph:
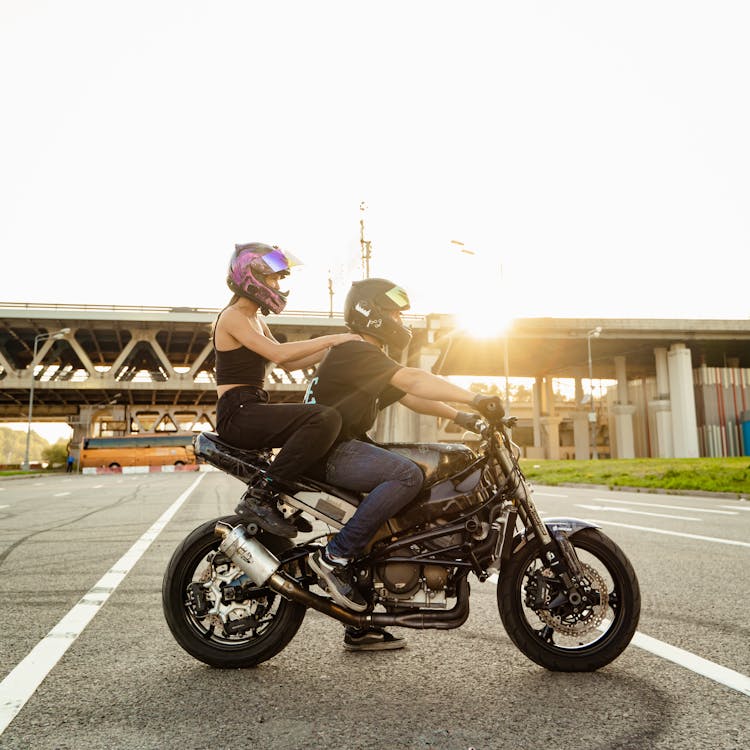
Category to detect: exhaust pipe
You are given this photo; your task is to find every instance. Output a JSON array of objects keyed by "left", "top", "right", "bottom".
[
  {"left": 214, "top": 522, "right": 471, "bottom": 631},
  {"left": 214, "top": 521, "right": 281, "bottom": 586}
]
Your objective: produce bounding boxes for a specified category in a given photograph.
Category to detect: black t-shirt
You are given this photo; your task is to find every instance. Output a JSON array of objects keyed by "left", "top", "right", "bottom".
[{"left": 304, "top": 340, "right": 404, "bottom": 443}]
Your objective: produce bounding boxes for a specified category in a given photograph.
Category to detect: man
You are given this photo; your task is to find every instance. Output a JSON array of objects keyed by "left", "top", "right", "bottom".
[{"left": 305, "top": 278, "right": 496, "bottom": 649}]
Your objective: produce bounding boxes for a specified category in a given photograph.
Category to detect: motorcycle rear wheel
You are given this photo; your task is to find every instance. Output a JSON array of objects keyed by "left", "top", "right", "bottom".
[
  {"left": 162, "top": 514, "right": 306, "bottom": 668},
  {"left": 497, "top": 528, "right": 640, "bottom": 672}
]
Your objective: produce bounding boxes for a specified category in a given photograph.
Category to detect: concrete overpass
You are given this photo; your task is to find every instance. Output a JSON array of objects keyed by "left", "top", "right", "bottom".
[{"left": 1, "top": 302, "right": 748, "bottom": 459}]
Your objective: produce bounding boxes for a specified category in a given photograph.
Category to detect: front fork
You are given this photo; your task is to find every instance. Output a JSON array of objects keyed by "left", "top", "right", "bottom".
[{"left": 491, "top": 428, "right": 586, "bottom": 604}]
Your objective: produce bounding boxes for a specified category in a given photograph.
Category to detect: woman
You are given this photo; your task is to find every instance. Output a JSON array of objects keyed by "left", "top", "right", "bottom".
[{"left": 214, "top": 242, "right": 360, "bottom": 536}]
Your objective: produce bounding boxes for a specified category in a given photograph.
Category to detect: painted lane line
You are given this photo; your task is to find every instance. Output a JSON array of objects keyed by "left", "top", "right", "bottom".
[
  {"left": 0, "top": 505, "right": 8, "bottom": 510},
  {"left": 583, "top": 518, "right": 750, "bottom": 548},
  {"left": 576, "top": 504, "right": 699, "bottom": 522},
  {"left": 532, "top": 491, "right": 569, "bottom": 498},
  {"left": 53, "top": 493, "right": 71, "bottom": 498},
  {"left": 0, "top": 473, "right": 206, "bottom": 736},
  {"left": 720, "top": 505, "right": 750, "bottom": 512},
  {"left": 630, "top": 630, "right": 750, "bottom": 697},
  {"left": 591, "top": 498, "right": 737, "bottom": 515}
]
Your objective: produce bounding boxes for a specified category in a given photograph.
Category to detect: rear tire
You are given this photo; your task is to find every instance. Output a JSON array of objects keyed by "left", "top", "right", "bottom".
[
  {"left": 162, "top": 515, "right": 306, "bottom": 668},
  {"left": 497, "top": 528, "right": 640, "bottom": 672}
]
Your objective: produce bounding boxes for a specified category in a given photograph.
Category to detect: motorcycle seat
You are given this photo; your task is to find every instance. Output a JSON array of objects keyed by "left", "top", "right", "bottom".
[{"left": 193, "top": 431, "right": 272, "bottom": 483}]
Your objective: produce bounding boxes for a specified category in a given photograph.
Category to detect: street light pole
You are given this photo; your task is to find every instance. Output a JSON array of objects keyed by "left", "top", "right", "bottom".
[
  {"left": 22, "top": 328, "right": 70, "bottom": 470},
  {"left": 587, "top": 326, "right": 602, "bottom": 460}
]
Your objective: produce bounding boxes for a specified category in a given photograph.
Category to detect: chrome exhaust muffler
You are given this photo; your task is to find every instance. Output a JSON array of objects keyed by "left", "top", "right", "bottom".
[{"left": 214, "top": 521, "right": 280, "bottom": 586}]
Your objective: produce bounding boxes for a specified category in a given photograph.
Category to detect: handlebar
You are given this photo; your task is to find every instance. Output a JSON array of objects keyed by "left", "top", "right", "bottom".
[{"left": 471, "top": 394, "right": 505, "bottom": 424}]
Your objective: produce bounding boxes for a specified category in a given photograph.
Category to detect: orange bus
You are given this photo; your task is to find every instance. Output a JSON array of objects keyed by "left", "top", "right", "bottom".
[{"left": 80, "top": 432, "right": 197, "bottom": 470}]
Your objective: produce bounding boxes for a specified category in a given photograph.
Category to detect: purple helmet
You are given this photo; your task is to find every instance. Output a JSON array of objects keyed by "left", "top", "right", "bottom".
[{"left": 226, "top": 243, "right": 300, "bottom": 314}]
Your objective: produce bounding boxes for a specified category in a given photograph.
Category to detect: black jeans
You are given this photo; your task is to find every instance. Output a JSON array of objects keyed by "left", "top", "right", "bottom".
[{"left": 216, "top": 386, "right": 341, "bottom": 482}]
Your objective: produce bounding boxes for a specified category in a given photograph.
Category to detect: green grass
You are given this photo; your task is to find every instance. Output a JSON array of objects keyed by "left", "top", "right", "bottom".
[{"left": 520, "top": 457, "right": 750, "bottom": 496}]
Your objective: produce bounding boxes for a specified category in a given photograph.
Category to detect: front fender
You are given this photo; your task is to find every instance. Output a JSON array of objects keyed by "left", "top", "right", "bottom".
[
  {"left": 544, "top": 517, "right": 600, "bottom": 535},
  {"left": 512, "top": 517, "right": 600, "bottom": 553}
]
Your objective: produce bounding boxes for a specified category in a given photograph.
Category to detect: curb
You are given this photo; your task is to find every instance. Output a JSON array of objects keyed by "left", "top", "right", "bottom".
[
  {"left": 81, "top": 464, "right": 218, "bottom": 475},
  {"left": 553, "top": 482, "right": 749, "bottom": 501}
]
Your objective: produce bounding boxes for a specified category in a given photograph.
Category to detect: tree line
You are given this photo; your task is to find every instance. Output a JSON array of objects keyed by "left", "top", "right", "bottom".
[{"left": 0, "top": 427, "right": 69, "bottom": 467}]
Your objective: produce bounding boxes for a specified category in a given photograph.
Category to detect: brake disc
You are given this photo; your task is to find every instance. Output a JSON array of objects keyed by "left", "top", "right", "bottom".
[{"left": 533, "top": 562, "right": 608, "bottom": 636}]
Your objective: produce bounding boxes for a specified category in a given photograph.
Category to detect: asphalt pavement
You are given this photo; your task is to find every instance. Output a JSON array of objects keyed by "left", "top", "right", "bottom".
[{"left": 0, "top": 472, "right": 748, "bottom": 750}]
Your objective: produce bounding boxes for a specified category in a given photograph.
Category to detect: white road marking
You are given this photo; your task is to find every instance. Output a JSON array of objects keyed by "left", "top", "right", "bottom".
[
  {"left": 630, "top": 630, "right": 750, "bottom": 697},
  {"left": 532, "top": 491, "right": 569, "bottom": 498},
  {"left": 53, "top": 492, "right": 71, "bottom": 498},
  {"left": 576, "top": 504, "right": 699, "bottom": 521},
  {"left": 0, "top": 505, "right": 8, "bottom": 510},
  {"left": 583, "top": 518, "right": 750, "bottom": 547},
  {"left": 720, "top": 505, "right": 750, "bottom": 512},
  {"left": 590, "top": 497, "right": 737, "bottom": 515},
  {"left": 0, "top": 473, "right": 206, "bottom": 736}
]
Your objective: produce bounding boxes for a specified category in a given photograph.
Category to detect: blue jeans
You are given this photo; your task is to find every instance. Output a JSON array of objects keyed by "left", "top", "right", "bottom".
[{"left": 324, "top": 440, "right": 424, "bottom": 559}]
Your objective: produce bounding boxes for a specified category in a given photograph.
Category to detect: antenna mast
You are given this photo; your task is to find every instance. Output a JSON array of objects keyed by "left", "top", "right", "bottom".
[
  {"left": 327, "top": 270, "right": 334, "bottom": 318},
  {"left": 359, "top": 201, "right": 372, "bottom": 278}
]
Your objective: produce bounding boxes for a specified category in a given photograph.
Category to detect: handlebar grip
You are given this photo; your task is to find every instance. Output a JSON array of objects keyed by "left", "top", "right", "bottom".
[{"left": 472, "top": 394, "right": 505, "bottom": 422}]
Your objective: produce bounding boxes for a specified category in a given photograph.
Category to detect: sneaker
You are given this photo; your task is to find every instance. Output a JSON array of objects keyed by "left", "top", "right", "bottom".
[
  {"left": 308, "top": 550, "right": 368, "bottom": 612},
  {"left": 234, "top": 482, "right": 297, "bottom": 538},
  {"left": 343, "top": 627, "right": 407, "bottom": 652},
  {"left": 292, "top": 515, "right": 313, "bottom": 533}
]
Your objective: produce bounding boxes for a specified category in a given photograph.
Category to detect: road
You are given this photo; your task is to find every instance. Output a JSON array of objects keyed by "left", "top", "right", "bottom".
[{"left": 0, "top": 472, "right": 748, "bottom": 750}]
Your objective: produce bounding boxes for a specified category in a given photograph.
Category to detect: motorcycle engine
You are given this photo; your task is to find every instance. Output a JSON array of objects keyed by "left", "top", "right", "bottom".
[{"left": 373, "top": 560, "right": 449, "bottom": 609}]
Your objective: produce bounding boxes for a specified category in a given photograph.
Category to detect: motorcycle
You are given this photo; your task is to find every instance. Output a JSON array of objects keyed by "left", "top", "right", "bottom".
[{"left": 162, "top": 399, "right": 640, "bottom": 672}]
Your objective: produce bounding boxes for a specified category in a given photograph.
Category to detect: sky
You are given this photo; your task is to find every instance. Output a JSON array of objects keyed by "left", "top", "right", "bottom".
[
  {"left": 2, "top": 1, "right": 749, "bottom": 326},
  {"left": 2, "top": 2, "right": 750, "bottom": 443}
]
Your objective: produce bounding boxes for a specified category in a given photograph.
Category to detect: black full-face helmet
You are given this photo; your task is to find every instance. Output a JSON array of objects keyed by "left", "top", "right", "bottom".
[{"left": 343, "top": 278, "right": 412, "bottom": 351}]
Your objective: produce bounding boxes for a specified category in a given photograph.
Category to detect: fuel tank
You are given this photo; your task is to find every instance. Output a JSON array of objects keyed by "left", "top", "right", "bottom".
[
  {"left": 387, "top": 454, "right": 489, "bottom": 532},
  {"left": 380, "top": 442, "right": 476, "bottom": 487}
]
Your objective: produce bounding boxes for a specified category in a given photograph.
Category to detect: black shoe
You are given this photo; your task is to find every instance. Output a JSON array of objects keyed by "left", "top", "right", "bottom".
[
  {"left": 344, "top": 627, "right": 407, "bottom": 652},
  {"left": 292, "top": 515, "right": 313, "bottom": 533},
  {"left": 235, "top": 484, "right": 297, "bottom": 538},
  {"left": 308, "top": 550, "right": 368, "bottom": 612}
]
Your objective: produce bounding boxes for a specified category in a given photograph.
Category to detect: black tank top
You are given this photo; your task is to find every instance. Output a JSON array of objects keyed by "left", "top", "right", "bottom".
[
  {"left": 213, "top": 308, "right": 268, "bottom": 387},
  {"left": 214, "top": 346, "right": 267, "bottom": 386}
]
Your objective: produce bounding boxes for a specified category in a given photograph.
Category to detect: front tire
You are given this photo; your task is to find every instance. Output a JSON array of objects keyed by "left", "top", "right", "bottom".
[
  {"left": 497, "top": 528, "right": 640, "bottom": 672},
  {"left": 162, "top": 514, "right": 306, "bottom": 668}
]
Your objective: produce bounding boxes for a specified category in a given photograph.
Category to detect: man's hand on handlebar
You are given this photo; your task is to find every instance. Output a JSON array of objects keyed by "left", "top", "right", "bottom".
[{"left": 453, "top": 411, "right": 485, "bottom": 434}]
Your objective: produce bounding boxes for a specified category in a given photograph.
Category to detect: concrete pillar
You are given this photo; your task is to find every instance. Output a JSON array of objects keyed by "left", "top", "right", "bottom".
[
  {"left": 571, "top": 376, "right": 590, "bottom": 459},
  {"left": 612, "top": 404, "right": 637, "bottom": 458},
  {"left": 540, "top": 416, "right": 562, "bottom": 460},
  {"left": 613, "top": 356, "right": 635, "bottom": 458},
  {"left": 668, "top": 343, "right": 700, "bottom": 457},
  {"left": 649, "top": 400, "right": 674, "bottom": 457},
  {"left": 615, "top": 356, "right": 629, "bottom": 404},
  {"left": 573, "top": 412, "right": 590, "bottom": 460},
  {"left": 654, "top": 347, "right": 670, "bottom": 399},
  {"left": 648, "top": 347, "right": 673, "bottom": 457},
  {"left": 533, "top": 378, "right": 543, "bottom": 438},
  {"left": 544, "top": 377, "right": 555, "bottom": 416},
  {"left": 374, "top": 402, "right": 420, "bottom": 443},
  {"left": 526, "top": 378, "right": 543, "bottom": 458}
]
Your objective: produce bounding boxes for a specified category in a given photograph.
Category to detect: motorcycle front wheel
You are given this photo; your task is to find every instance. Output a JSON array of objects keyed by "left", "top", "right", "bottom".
[
  {"left": 162, "top": 515, "right": 306, "bottom": 668},
  {"left": 497, "top": 527, "right": 640, "bottom": 672}
]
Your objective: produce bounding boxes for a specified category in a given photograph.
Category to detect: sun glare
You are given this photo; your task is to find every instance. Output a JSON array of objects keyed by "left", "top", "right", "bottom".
[{"left": 454, "top": 307, "right": 512, "bottom": 339}]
